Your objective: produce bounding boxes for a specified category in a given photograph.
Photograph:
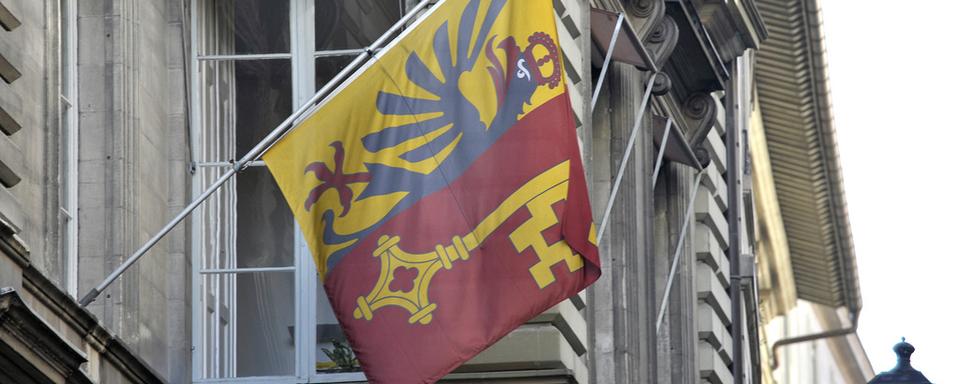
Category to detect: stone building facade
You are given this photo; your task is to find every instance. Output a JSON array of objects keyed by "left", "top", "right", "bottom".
[{"left": 0, "top": 0, "right": 871, "bottom": 383}]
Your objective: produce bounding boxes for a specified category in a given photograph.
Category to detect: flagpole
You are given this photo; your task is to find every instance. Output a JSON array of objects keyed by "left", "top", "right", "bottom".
[{"left": 79, "top": 0, "right": 437, "bottom": 307}]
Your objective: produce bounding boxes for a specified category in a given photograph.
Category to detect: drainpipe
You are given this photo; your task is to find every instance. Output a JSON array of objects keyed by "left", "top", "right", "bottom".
[
  {"left": 770, "top": 311, "right": 859, "bottom": 369},
  {"left": 726, "top": 59, "right": 744, "bottom": 384}
]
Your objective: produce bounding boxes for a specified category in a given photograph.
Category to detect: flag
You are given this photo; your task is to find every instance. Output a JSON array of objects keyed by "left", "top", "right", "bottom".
[{"left": 263, "top": 0, "right": 600, "bottom": 382}]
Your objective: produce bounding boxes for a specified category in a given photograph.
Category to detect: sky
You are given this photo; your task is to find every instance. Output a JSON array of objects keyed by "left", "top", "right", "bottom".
[{"left": 817, "top": 1, "right": 960, "bottom": 380}]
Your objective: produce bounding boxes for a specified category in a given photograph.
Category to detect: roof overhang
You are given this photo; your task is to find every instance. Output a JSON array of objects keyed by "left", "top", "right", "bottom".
[{"left": 752, "top": 0, "right": 861, "bottom": 314}]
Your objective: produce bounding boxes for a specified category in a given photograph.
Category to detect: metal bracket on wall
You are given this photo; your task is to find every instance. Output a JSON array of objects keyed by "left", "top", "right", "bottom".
[{"left": 652, "top": 116, "right": 703, "bottom": 186}]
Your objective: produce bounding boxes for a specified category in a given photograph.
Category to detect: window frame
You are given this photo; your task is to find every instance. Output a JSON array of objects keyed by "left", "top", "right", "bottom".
[
  {"left": 59, "top": 0, "right": 79, "bottom": 298},
  {"left": 188, "top": 0, "right": 404, "bottom": 382}
]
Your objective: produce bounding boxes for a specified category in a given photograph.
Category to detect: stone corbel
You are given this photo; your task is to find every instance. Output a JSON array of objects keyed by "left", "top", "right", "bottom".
[
  {"left": 644, "top": 14, "right": 679, "bottom": 72},
  {"left": 624, "top": 0, "right": 665, "bottom": 39},
  {"left": 682, "top": 92, "right": 718, "bottom": 167}
]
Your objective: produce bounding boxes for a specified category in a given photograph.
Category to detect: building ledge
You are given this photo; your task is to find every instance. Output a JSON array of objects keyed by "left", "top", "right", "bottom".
[
  {"left": 0, "top": 287, "right": 93, "bottom": 384},
  {"left": 0, "top": 217, "right": 165, "bottom": 384}
]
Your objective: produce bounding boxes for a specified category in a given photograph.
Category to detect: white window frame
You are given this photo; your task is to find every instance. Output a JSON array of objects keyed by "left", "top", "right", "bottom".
[
  {"left": 59, "top": 0, "right": 79, "bottom": 298},
  {"left": 188, "top": 1, "right": 405, "bottom": 382}
]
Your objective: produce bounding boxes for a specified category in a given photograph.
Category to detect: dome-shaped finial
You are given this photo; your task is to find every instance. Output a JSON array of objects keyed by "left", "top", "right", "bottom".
[
  {"left": 893, "top": 337, "right": 915, "bottom": 369},
  {"left": 868, "top": 338, "right": 932, "bottom": 383}
]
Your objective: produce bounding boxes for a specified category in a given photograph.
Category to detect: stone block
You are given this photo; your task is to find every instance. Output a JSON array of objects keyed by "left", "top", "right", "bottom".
[
  {"left": 0, "top": 186, "right": 24, "bottom": 233},
  {"left": 698, "top": 341, "right": 733, "bottom": 384},
  {"left": 699, "top": 162, "right": 728, "bottom": 211},
  {"left": 712, "top": 93, "right": 725, "bottom": 135},
  {"left": 695, "top": 191, "right": 729, "bottom": 250},
  {"left": 704, "top": 129, "right": 727, "bottom": 175},
  {"left": 0, "top": 250, "right": 23, "bottom": 288},
  {"left": 697, "top": 302, "right": 732, "bottom": 355},
  {"left": 79, "top": 111, "right": 108, "bottom": 160},
  {"left": 716, "top": 252, "right": 730, "bottom": 290},
  {"left": 694, "top": 223, "right": 724, "bottom": 270},
  {"left": 78, "top": 0, "right": 105, "bottom": 17},
  {"left": 530, "top": 298, "right": 588, "bottom": 356},
  {"left": 77, "top": 16, "right": 105, "bottom": 66},
  {"left": 697, "top": 268, "right": 731, "bottom": 326},
  {"left": 463, "top": 323, "right": 587, "bottom": 384}
]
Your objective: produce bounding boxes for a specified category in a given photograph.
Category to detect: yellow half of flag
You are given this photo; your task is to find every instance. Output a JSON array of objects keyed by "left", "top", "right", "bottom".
[{"left": 263, "top": 0, "right": 565, "bottom": 278}]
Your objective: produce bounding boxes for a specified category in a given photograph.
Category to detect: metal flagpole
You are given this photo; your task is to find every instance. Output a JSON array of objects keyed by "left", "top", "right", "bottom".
[
  {"left": 79, "top": 0, "right": 436, "bottom": 307},
  {"left": 595, "top": 74, "right": 658, "bottom": 244},
  {"left": 590, "top": 13, "right": 624, "bottom": 112},
  {"left": 655, "top": 170, "right": 704, "bottom": 333}
]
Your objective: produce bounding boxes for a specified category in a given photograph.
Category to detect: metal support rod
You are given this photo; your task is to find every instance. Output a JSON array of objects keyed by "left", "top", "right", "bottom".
[
  {"left": 651, "top": 119, "right": 673, "bottom": 186},
  {"left": 78, "top": 0, "right": 436, "bottom": 307},
  {"left": 591, "top": 13, "right": 625, "bottom": 112},
  {"left": 596, "top": 74, "right": 658, "bottom": 244},
  {"left": 655, "top": 171, "right": 704, "bottom": 333},
  {"left": 193, "top": 161, "right": 266, "bottom": 168}
]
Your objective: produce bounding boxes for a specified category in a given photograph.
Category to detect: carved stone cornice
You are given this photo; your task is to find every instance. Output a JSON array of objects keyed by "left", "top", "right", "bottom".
[
  {"left": 682, "top": 92, "right": 718, "bottom": 167},
  {"left": 0, "top": 288, "right": 92, "bottom": 384},
  {"left": 1, "top": 219, "right": 164, "bottom": 383},
  {"left": 626, "top": 0, "right": 660, "bottom": 19},
  {"left": 644, "top": 14, "right": 679, "bottom": 73}
]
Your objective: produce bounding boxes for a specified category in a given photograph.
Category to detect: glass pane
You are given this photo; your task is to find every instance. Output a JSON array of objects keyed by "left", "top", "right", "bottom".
[
  {"left": 196, "top": 59, "right": 294, "bottom": 268},
  {"left": 315, "top": 57, "right": 355, "bottom": 90},
  {"left": 315, "top": 283, "right": 356, "bottom": 373},
  {"left": 236, "top": 271, "right": 296, "bottom": 376},
  {"left": 315, "top": 0, "right": 402, "bottom": 50},
  {"left": 201, "top": 271, "right": 235, "bottom": 378},
  {"left": 237, "top": 167, "right": 295, "bottom": 268},
  {"left": 234, "top": 60, "right": 293, "bottom": 154},
  {"left": 201, "top": 0, "right": 291, "bottom": 55}
]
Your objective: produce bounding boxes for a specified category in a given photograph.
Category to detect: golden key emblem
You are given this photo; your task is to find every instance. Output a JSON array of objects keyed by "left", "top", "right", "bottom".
[{"left": 353, "top": 161, "right": 585, "bottom": 325}]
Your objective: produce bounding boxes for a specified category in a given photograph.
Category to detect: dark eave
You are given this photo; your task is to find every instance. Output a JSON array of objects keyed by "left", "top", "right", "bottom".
[
  {"left": 663, "top": 0, "right": 728, "bottom": 102},
  {"left": 754, "top": 0, "right": 861, "bottom": 313}
]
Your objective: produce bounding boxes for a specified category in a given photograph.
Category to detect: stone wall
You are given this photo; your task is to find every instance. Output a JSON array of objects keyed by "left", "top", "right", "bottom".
[
  {"left": 0, "top": 0, "right": 61, "bottom": 285},
  {"left": 77, "top": 0, "right": 188, "bottom": 381}
]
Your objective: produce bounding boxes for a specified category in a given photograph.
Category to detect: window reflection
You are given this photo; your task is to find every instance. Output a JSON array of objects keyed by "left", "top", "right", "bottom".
[
  {"left": 315, "top": 0, "right": 402, "bottom": 50},
  {"left": 204, "top": 0, "right": 291, "bottom": 55}
]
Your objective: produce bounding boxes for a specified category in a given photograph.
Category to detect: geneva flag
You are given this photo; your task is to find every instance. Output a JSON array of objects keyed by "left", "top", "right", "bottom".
[{"left": 263, "top": 0, "right": 600, "bottom": 382}]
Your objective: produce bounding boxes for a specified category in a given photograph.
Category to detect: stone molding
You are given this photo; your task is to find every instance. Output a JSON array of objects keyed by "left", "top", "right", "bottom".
[
  {"left": 0, "top": 219, "right": 165, "bottom": 384},
  {"left": 0, "top": 287, "right": 92, "bottom": 384}
]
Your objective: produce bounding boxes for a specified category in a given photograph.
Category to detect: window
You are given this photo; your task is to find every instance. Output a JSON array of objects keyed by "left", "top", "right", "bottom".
[
  {"left": 59, "top": 0, "right": 79, "bottom": 298},
  {"left": 189, "top": 1, "right": 403, "bottom": 382}
]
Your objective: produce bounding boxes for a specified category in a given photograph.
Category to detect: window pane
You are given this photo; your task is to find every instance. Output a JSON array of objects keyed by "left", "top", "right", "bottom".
[
  {"left": 236, "top": 271, "right": 296, "bottom": 376},
  {"left": 201, "top": 0, "right": 291, "bottom": 55},
  {"left": 237, "top": 167, "right": 295, "bottom": 268},
  {"left": 235, "top": 60, "right": 293, "bottom": 155},
  {"left": 315, "top": 0, "right": 402, "bottom": 50},
  {"left": 315, "top": 57, "right": 355, "bottom": 91},
  {"left": 315, "top": 284, "right": 356, "bottom": 373}
]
